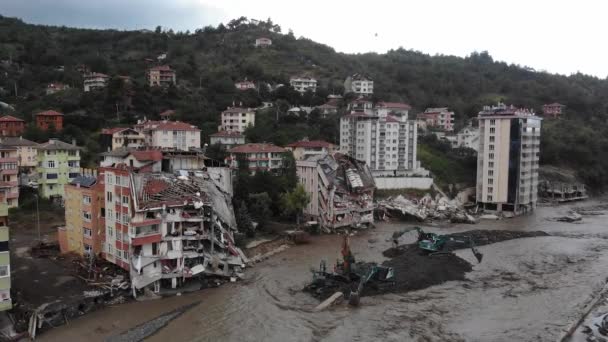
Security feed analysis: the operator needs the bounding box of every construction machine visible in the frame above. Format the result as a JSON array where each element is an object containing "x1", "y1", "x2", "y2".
[{"x1": 414, "y1": 227, "x2": 483, "y2": 263}]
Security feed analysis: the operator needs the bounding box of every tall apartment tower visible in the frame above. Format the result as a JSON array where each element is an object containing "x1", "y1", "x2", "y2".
[
  {"x1": 340, "y1": 108, "x2": 418, "y2": 176},
  {"x1": 476, "y1": 103, "x2": 541, "y2": 214}
]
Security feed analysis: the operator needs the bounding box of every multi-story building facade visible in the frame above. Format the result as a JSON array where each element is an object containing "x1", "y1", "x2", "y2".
[
  {"x1": 542, "y1": 102, "x2": 565, "y2": 119},
  {"x1": 315, "y1": 103, "x2": 338, "y2": 118},
  {"x1": 476, "y1": 103, "x2": 541, "y2": 214},
  {"x1": 0, "y1": 226, "x2": 11, "y2": 311},
  {"x1": 134, "y1": 120, "x2": 201, "y2": 150},
  {"x1": 297, "y1": 153, "x2": 375, "y2": 231},
  {"x1": 289, "y1": 76, "x2": 317, "y2": 93},
  {"x1": 35, "y1": 110, "x2": 64, "y2": 131},
  {"x1": 417, "y1": 107, "x2": 455, "y2": 131},
  {"x1": 209, "y1": 131, "x2": 245, "y2": 149},
  {"x1": 285, "y1": 140, "x2": 336, "y2": 160},
  {"x1": 255, "y1": 37, "x2": 272, "y2": 47},
  {"x1": 36, "y1": 139, "x2": 81, "y2": 199},
  {"x1": 347, "y1": 97, "x2": 374, "y2": 115},
  {"x1": 0, "y1": 115, "x2": 25, "y2": 137},
  {"x1": 147, "y1": 65, "x2": 176, "y2": 87},
  {"x1": 340, "y1": 111, "x2": 418, "y2": 176},
  {"x1": 0, "y1": 145, "x2": 18, "y2": 208},
  {"x1": 456, "y1": 125, "x2": 480, "y2": 152},
  {"x1": 219, "y1": 107, "x2": 255, "y2": 134},
  {"x1": 100, "y1": 127, "x2": 146, "y2": 151},
  {"x1": 375, "y1": 102, "x2": 411, "y2": 117},
  {"x1": 226, "y1": 143, "x2": 287, "y2": 174},
  {"x1": 62, "y1": 175, "x2": 105, "y2": 256},
  {"x1": 344, "y1": 74, "x2": 374, "y2": 96},
  {"x1": 1, "y1": 137, "x2": 39, "y2": 183},
  {"x1": 83, "y1": 72, "x2": 110, "y2": 92}
]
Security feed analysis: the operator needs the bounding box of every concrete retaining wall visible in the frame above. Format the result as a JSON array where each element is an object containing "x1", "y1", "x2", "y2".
[{"x1": 374, "y1": 177, "x2": 434, "y2": 190}]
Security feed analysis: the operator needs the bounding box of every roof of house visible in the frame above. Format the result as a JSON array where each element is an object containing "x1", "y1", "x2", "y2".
[
  {"x1": 130, "y1": 150, "x2": 163, "y2": 162},
  {"x1": 160, "y1": 109, "x2": 175, "y2": 117},
  {"x1": 210, "y1": 131, "x2": 244, "y2": 138},
  {"x1": 36, "y1": 110, "x2": 64, "y2": 117},
  {"x1": 349, "y1": 73, "x2": 373, "y2": 81},
  {"x1": 0, "y1": 115, "x2": 24, "y2": 122},
  {"x1": 138, "y1": 120, "x2": 200, "y2": 131},
  {"x1": 85, "y1": 72, "x2": 109, "y2": 78},
  {"x1": 69, "y1": 175, "x2": 97, "y2": 188},
  {"x1": 377, "y1": 102, "x2": 412, "y2": 110},
  {"x1": 0, "y1": 145, "x2": 17, "y2": 151},
  {"x1": 149, "y1": 65, "x2": 173, "y2": 71},
  {"x1": 424, "y1": 107, "x2": 450, "y2": 113},
  {"x1": 100, "y1": 147, "x2": 131, "y2": 157},
  {"x1": 101, "y1": 127, "x2": 129, "y2": 135},
  {"x1": 316, "y1": 103, "x2": 338, "y2": 109},
  {"x1": 385, "y1": 115, "x2": 400, "y2": 123},
  {"x1": 222, "y1": 107, "x2": 254, "y2": 114},
  {"x1": 228, "y1": 143, "x2": 286, "y2": 154},
  {"x1": 0, "y1": 137, "x2": 38, "y2": 147},
  {"x1": 544, "y1": 102, "x2": 565, "y2": 107},
  {"x1": 286, "y1": 140, "x2": 333, "y2": 148},
  {"x1": 290, "y1": 76, "x2": 317, "y2": 81},
  {"x1": 37, "y1": 139, "x2": 81, "y2": 151},
  {"x1": 256, "y1": 37, "x2": 271, "y2": 41}
]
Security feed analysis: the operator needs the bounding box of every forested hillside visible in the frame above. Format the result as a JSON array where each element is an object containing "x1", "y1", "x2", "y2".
[{"x1": 1, "y1": 15, "x2": 608, "y2": 188}]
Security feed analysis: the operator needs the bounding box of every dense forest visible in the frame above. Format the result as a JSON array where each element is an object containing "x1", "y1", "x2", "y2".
[{"x1": 1, "y1": 15, "x2": 608, "y2": 189}]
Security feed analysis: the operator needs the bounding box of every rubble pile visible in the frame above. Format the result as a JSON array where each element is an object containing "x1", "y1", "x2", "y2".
[
  {"x1": 305, "y1": 230, "x2": 550, "y2": 301},
  {"x1": 376, "y1": 194, "x2": 477, "y2": 224}
]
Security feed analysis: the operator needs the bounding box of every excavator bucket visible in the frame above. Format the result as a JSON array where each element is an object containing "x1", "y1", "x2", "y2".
[{"x1": 473, "y1": 251, "x2": 483, "y2": 263}]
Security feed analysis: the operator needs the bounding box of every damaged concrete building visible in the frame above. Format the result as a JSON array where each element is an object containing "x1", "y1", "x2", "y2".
[
  {"x1": 98, "y1": 165, "x2": 246, "y2": 296},
  {"x1": 297, "y1": 153, "x2": 375, "y2": 231}
]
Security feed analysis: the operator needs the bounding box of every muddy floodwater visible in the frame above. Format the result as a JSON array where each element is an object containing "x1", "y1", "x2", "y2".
[{"x1": 39, "y1": 200, "x2": 608, "y2": 342}]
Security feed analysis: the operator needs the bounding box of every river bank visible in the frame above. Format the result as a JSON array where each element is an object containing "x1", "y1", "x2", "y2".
[{"x1": 37, "y1": 199, "x2": 608, "y2": 342}]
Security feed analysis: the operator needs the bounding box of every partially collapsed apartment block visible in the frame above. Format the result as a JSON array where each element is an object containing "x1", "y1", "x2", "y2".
[{"x1": 297, "y1": 153, "x2": 375, "y2": 231}]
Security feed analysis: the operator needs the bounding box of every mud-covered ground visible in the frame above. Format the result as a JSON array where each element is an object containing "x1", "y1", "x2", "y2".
[{"x1": 37, "y1": 199, "x2": 608, "y2": 342}]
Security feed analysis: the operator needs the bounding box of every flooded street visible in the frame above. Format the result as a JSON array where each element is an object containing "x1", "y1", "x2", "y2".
[{"x1": 39, "y1": 200, "x2": 608, "y2": 342}]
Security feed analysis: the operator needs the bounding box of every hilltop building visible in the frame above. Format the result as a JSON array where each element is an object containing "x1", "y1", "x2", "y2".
[
  {"x1": 100, "y1": 127, "x2": 146, "y2": 152},
  {"x1": 147, "y1": 65, "x2": 176, "y2": 87},
  {"x1": 476, "y1": 103, "x2": 541, "y2": 214},
  {"x1": 46, "y1": 83, "x2": 70, "y2": 95},
  {"x1": 0, "y1": 145, "x2": 19, "y2": 208},
  {"x1": 417, "y1": 107, "x2": 455, "y2": 131},
  {"x1": 0, "y1": 115, "x2": 25, "y2": 137},
  {"x1": 134, "y1": 120, "x2": 201, "y2": 150},
  {"x1": 455, "y1": 125, "x2": 480, "y2": 152},
  {"x1": 35, "y1": 110, "x2": 64, "y2": 131},
  {"x1": 159, "y1": 110, "x2": 175, "y2": 121},
  {"x1": 290, "y1": 76, "x2": 317, "y2": 93},
  {"x1": 344, "y1": 74, "x2": 374, "y2": 96},
  {"x1": 209, "y1": 131, "x2": 245, "y2": 149},
  {"x1": 83, "y1": 72, "x2": 110, "y2": 92},
  {"x1": 255, "y1": 37, "x2": 272, "y2": 47},
  {"x1": 235, "y1": 79, "x2": 256, "y2": 90},
  {"x1": 226, "y1": 143, "x2": 287, "y2": 175},
  {"x1": 285, "y1": 140, "x2": 336, "y2": 160},
  {"x1": 0, "y1": 137, "x2": 39, "y2": 176},
  {"x1": 219, "y1": 107, "x2": 255, "y2": 134},
  {"x1": 36, "y1": 139, "x2": 81, "y2": 199},
  {"x1": 297, "y1": 153, "x2": 375, "y2": 231},
  {"x1": 347, "y1": 97, "x2": 374, "y2": 115},
  {"x1": 542, "y1": 103, "x2": 565, "y2": 119}
]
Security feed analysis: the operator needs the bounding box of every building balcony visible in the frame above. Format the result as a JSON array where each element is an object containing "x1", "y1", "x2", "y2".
[{"x1": 131, "y1": 233, "x2": 162, "y2": 246}]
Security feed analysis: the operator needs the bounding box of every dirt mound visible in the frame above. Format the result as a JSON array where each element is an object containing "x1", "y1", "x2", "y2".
[{"x1": 305, "y1": 230, "x2": 549, "y2": 301}]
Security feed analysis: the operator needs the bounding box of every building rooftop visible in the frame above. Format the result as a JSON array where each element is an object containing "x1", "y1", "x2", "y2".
[
  {"x1": 149, "y1": 65, "x2": 173, "y2": 71},
  {"x1": 304, "y1": 153, "x2": 375, "y2": 193},
  {"x1": 37, "y1": 139, "x2": 81, "y2": 151},
  {"x1": 286, "y1": 140, "x2": 333, "y2": 148},
  {"x1": 159, "y1": 109, "x2": 175, "y2": 117},
  {"x1": 377, "y1": 102, "x2": 412, "y2": 110},
  {"x1": 424, "y1": 107, "x2": 450, "y2": 113},
  {"x1": 544, "y1": 102, "x2": 565, "y2": 107},
  {"x1": 101, "y1": 127, "x2": 130, "y2": 135},
  {"x1": 228, "y1": 143, "x2": 286, "y2": 154},
  {"x1": 222, "y1": 107, "x2": 254, "y2": 114},
  {"x1": 210, "y1": 131, "x2": 244, "y2": 138},
  {"x1": 316, "y1": 103, "x2": 338, "y2": 109},
  {"x1": 349, "y1": 73, "x2": 373, "y2": 81},
  {"x1": 130, "y1": 150, "x2": 163, "y2": 162},
  {"x1": 0, "y1": 145, "x2": 17, "y2": 151},
  {"x1": 478, "y1": 103, "x2": 536, "y2": 117},
  {"x1": 84, "y1": 72, "x2": 109, "y2": 78},
  {"x1": 0, "y1": 115, "x2": 24, "y2": 122},
  {"x1": 36, "y1": 110, "x2": 64, "y2": 117},
  {"x1": 69, "y1": 175, "x2": 97, "y2": 188},
  {"x1": 0, "y1": 137, "x2": 38, "y2": 147},
  {"x1": 137, "y1": 120, "x2": 200, "y2": 132}
]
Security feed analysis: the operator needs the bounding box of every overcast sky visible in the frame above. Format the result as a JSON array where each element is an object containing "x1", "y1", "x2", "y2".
[{"x1": 3, "y1": 0, "x2": 606, "y2": 78}]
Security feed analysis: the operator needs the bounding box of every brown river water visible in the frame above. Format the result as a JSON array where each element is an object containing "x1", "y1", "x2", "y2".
[{"x1": 39, "y1": 200, "x2": 608, "y2": 342}]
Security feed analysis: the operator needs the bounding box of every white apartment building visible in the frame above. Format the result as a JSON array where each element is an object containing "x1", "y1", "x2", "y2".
[
  {"x1": 289, "y1": 76, "x2": 317, "y2": 93},
  {"x1": 476, "y1": 103, "x2": 541, "y2": 214},
  {"x1": 418, "y1": 107, "x2": 455, "y2": 131},
  {"x1": 135, "y1": 120, "x2": 201, "y2": 151},
  {"x1": 344, "y1": 74, "x2": 374, "y2": 96},
  {"x1": 340, "y1": 111, "x2": 418, "y2": 176},
  {"x1": 456, "y1": 125, "x2": 480, "y2": 152},
  {"x1": 255, "y1": 37, "x2": 272, "y2": 47},
  {"x1": 219, "y1": 107, "x2": 255, "y2": 134},
  {"x1": 209, "y1": 131, "x2": 245, "y2": 149},
  {"x1": 83, "y1": 72, "x2": 110, "y2": 92}
]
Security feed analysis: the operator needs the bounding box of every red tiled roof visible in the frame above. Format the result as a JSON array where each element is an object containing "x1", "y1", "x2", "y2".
[
  {"x1": 228, "y1": 143, "x2": 286, "y2": 154},
  {"x1": 385, "y1": 115, "x2": 400, "y2": 123},
  {"x1": 143, "y1": 179, "x2": 170, "y2": 195},
  {"x1": 286, "y1": 140, "x2": 333, "y2": 148},
  {"x1": 377, "y1": 102, "x2": 412, "y2": 110},
  {"x1": 139, "y1": 120, "x2": 200, "y2": 131},
  {"x1": 0, "y1": 115, "x2": 24, "y2": 122},
  {"x1": 342, "y1": 112, "x2": 371, "y2": 119},
  {"x1": 36, "y1": 110, "x2": 64, "y2": 117},
  {"x1": 222, "y1": 107, "x2": 254, "y2": 114},
  {"x1": 210, "y1": 131, "x2": 244, "y2": 137},
  {"x1": 149, "y1": 65, "x2": 173, "y2": 71},
  {"x1": 130, "y1": 150, "x2": 163, "y2": 162},
  {"x1": 160, "y1": 109, "x2": 175, "y2": 117},
  {"x1": 101, "y1": 127, "x2": 128, "y2": 134}
]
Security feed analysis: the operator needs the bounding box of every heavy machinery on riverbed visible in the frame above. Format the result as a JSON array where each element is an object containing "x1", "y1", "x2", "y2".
[{"x1": 392, "y1": 227, "x2": 483, "y2": 263}]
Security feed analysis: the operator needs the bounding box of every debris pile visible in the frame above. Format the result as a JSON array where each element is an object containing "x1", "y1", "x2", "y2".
[
  {"x1": 376, "y1": 194, "x2": 476, "y2": 223},
  {"x1": 304, "y1": 230, "x2": 549, "y2": 301}
]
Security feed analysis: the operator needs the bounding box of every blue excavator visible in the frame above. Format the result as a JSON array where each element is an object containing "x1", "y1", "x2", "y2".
[{"x1": 408, "y1": 227, "x2": 483, "y2": 263}]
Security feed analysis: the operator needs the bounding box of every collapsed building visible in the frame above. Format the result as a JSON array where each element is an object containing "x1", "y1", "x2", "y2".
[
  {"x1": 125, "y1": 171, "x2": 246, "y2": 296},
  {"x1": 297, "y1": 153, "x2": 375, "y2": 231}
]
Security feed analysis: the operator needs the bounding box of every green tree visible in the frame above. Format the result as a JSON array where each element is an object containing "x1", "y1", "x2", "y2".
[
  {"x1": 248, "y1": 192, "x2": 272, "y2": 229},
  {"x1": 280, "y1": 184, "x2": 310, "y2": 226}
]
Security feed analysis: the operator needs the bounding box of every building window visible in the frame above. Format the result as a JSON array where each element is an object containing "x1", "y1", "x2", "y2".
[
  {"x1": 490, "y1": 119, "x2": 495, "y2": 125},
  {"x1": 107, "y1": 209, "x2": 114, "y2": 221},
  {"x1": 489, "y1": 136, "x2": 495, "y2": 143},
  {"x1": 488, "y1": 178, "x2": 494, "y2": 185},
  {"x1": 122, "y1": 214, "x2": 129, "y2": 224},
  {"x1": 46, "y1": 173, "x2": 58, "y2": 179},
  {"x1": 106, "y1": 192, "x2": 113, "y2": 202},
  {"x1": 83, "y1": 195, "x2": 91, "y2": 204},
  {"x1": 68, "y1": 172, "x2": 79, "y2": 179},
  {"x1": 487, "y1": 195, "x2": 493, "y2": 201},
  {"x1": 83, "y1": 211, "x2": 92, "y2": 222},
  {"x1": 84, "y1": 244, "x2": 92, "y2": 254},
  {"x1": 489, "y1": 145, "x2": 494, "y2": 151},
  {"x1": 0, "y1": 265, "x2": 8, "y2": 277},
  {"x1": 489, "y1": 153, "x2": 494, "y2": 159},
  {"x1": 489, "y1": 162, "x2": 494, "y2": 168},
  {"x1": 489, "y1": 127, "x2": 495, "y2": 134},
  {"x1": 122, "y1": 196, "x2": 129, "y2": 206},
  {"x1": 83, "y1": 228, "x2": 92, "y2": 237},
  {"x1": 116, "y1": 230, "x2": 122, "y2": 241},
  {"x1": 488, "y1": 170, "x2": 494, "y2": 177},
  {"x1": 68, "y1": 150, "x2": 78, "y2": 156},
  {"x1": 488, "y1": 187, "x2": 493, "y2": 193},
  {"x1": 47, "y1": 160, "x2": 56, "y2": 168},
  {"x1": 108, "y1": 226, "x2": 113, "y2": 237},
  {"x1": 68, "y1": 160, "x2": 79, "y2": 167}
]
